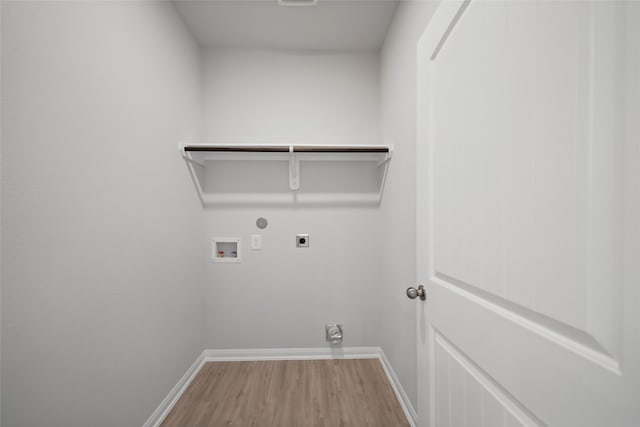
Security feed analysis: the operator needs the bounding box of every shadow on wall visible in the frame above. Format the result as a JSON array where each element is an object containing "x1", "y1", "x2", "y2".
[{"x1": 183, "y1": 152, "x2": 391, "y2": 208}]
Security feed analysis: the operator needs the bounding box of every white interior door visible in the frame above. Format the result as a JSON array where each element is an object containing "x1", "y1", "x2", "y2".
[{"x1": 415, "y1": 1, "x2": 640, "y2": 426}]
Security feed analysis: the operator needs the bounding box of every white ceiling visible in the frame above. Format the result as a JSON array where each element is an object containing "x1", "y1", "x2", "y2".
[{"x1": 172, "y1": 0, "x2": 399, "y2": 51}]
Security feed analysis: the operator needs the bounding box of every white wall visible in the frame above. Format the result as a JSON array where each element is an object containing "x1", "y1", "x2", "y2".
[
  {"x1": 1, "y1": 2, "x2": 204, "y2": 426},
  {"x1": 1, "y1": 2, "x2": 440, "y2": 423},
  {"x1": 203, "y1": 208, "x2": 382, "y2": 348},
  {"x1": 202, "y1": 48, "x2": 379, "y2": 146},
  {"x1": 200, "y1": 48, "x2": 384, "y2": 349},
  {"x1": 379, "y1": 0, "x2": 439, "y2": 409}
]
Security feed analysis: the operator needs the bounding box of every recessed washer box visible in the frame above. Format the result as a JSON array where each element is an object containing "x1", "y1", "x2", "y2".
[{"x1": 212, "y1": 237, "x2": 241, "y2": 263}]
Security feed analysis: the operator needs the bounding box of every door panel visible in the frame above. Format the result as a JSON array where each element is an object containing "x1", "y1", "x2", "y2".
[
  {"x1": 416, "y1": 1, "x2": 639, "y2": 426},
  {"x1": 434, "y1": 331, "x2": 539, "y2": 427},
  {"x1": 433, "y1": 0, "x2": 599, "y2": 344}
]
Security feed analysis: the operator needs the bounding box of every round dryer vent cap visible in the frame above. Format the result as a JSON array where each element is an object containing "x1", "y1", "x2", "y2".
[{"x1": 256, "y1": 217, "x2": 268, "y2": 229}]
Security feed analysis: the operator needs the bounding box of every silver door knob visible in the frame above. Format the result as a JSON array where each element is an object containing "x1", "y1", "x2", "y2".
[{"x1": 406, "y1": 285, "x2": 426, "y2": 301}]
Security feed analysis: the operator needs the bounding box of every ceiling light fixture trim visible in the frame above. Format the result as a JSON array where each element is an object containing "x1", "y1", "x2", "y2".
[{"x1": 277, "y1": 0, "x2": 319, "y2": 7}]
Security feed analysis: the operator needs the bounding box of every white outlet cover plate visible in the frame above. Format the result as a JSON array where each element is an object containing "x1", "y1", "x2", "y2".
[{"x1": 251, "y1": 234, "x2": 261, "y2": 250}]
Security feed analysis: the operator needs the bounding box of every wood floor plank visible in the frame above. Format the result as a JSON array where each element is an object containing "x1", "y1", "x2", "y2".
[{"x1": 160, "y1": 359, "x2": 410, "y2": 427}]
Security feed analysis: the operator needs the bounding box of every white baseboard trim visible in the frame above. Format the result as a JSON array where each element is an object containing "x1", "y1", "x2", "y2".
[
  {"x1": 203, "y1": 346, "x2": 380, "y2": 361},
  {"x1": 143, "y1": 351, "x2": 206, "y2": 427},
  {"x1": 144, "y1": 346, "x2": 416, "y2": 427},
  {"x1": 378, "y1": 348, "x2": 418, "y2": 427}
]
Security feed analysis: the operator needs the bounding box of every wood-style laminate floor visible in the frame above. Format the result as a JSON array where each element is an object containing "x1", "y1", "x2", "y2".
[{"x1": 160, "y1": 358, "x2": 410, "y2": 427}]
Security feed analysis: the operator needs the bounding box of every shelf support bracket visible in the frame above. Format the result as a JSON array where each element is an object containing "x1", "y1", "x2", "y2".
[
  {"x1": 179, "y1": 143, "x2": 205, "y2": 167},
  {"x1": 288, "y1": 145, "x2": 300, "y2": 191},
  {"x1": 377, "y1": 147, "x2": 393, "y2": 167}
]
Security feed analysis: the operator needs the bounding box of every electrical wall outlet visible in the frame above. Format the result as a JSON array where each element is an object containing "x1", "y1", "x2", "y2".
[
  {"x1": 296, "y1": 234, "x2": 309, "y2": 247},
  {"x1": 251, "y1": 234, "x2": 261, "y2": 250}
]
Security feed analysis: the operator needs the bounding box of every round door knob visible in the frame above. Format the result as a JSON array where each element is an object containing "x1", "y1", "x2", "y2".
[{"x1": 406, "y1": 285, "x2": 426, "y2": 301}]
